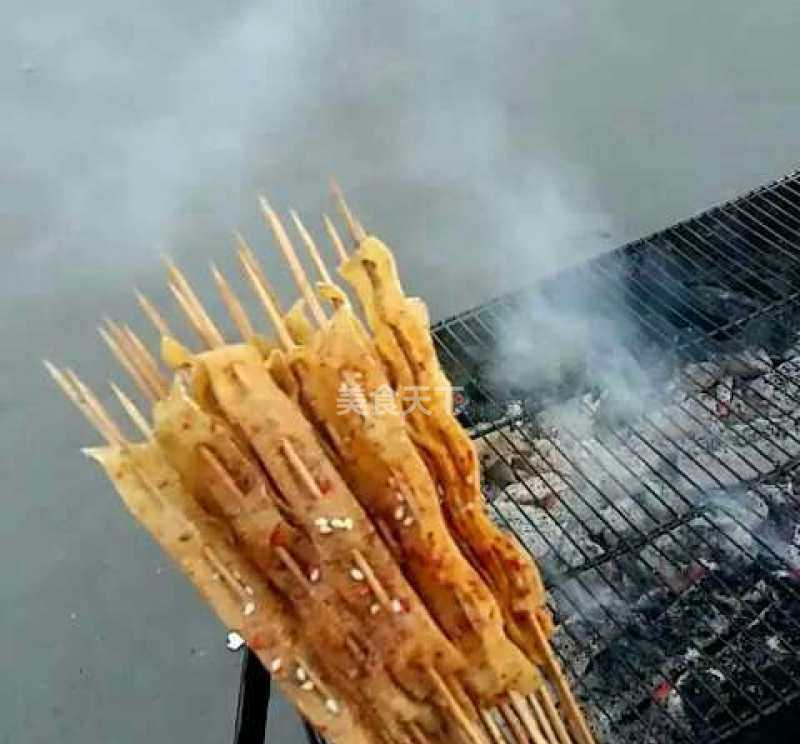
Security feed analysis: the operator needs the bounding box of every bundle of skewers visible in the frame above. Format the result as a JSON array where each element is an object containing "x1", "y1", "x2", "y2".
[{"x1": 47, "y1": 186, "x2": 597, "y2": 744}]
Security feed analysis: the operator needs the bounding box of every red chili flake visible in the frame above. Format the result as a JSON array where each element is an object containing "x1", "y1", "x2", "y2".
[
  {"x1": 686, "y1": 562, "x2": 709, "y2": 585},
  {"x1": 181, "y1": 421, "x2": 191, "y2": 430},
  {"x1": 540, "y1": 495, "x2": 558, "y2": 510},
  {"x1": 156, "y1": 480, "x2": 168, "y2": 489},
  {"x1": 318, "y1": 478, "x2": 332, "y2": 495},
  {"x1": 249, "y1": 632, "x2": 267, "y2": 649},
  {"x1": 652, "y1": 681, "x2": 673, "y2": 703},
  {"x1": 356, "y1": 585, "x2": 372, "y2": 597},
  {"x1": 716, "y1": 401, "x2": 730, "y2": 419},
  {"x1": 269, "y1": 527, "x2": 288, "y2": 547}
]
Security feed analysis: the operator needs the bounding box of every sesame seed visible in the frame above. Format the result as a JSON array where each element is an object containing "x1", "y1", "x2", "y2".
[
  {"x1": 300, "y1": 680, "x2": 315, "y2": 692},
  {"x1": 403, "y1": 516, "x2": 414, "y2": 527},
  {"x1": 270, "y1": 658, "x2": 282, "y2": 673},
  {"x1": 314, "y1": 517, "x2": 328, "y2": 526},
  {"x1": 318, "y1": 524, "x2": 333, "y2": 535},
  {"x1": 325, "y1": 698, "x2": 341, "y2": 715},
  {"x1": 350, "y1": 568, "x2": 365, "y2": 582},
  {"x1": 309, "y1": 567, "x2": 321, "y2": 583},
  {"x1": 391, "y1": 598, "x2": 404, "y2": 614},
  {"x1": 211, "y1": 572, "x2": 221, "y2": 581},
  {"x1": 243, "y1": 602, "x2": 256, "y2": 616},
  {"x1": 369, "y1": 603, "x2": 381, "y2": 616},
  {"x1": 342, "y1": 517, "x2": 354, "y2": 530},
  {"x1": 296, "y1": 667, "x2": 308, "y2": 682},
  {"x1": 394, "y1": 506, "x2": 405, "y2": 521},
  {"x1": 226, "y1": 631, "x2": 245, "y2": 651},
  {"x1": 330, "y1": 518, "x2": 344, "y2": 529},
  {"x1": 244, "y1": 586, "x2": 255, "y2": 596}
]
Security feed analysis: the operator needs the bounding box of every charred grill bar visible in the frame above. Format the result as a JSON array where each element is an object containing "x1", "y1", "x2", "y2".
[{"x1": 241, "y1": 170, "x2": 800, "y2": 744}]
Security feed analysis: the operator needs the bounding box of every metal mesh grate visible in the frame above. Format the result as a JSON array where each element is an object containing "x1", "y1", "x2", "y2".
[
  {"x1": 242, "y1": 170, "x2": 800, "y2": 744},
  {"x1": 432, "y1": 171, "x2": 800, "y2": 743}
]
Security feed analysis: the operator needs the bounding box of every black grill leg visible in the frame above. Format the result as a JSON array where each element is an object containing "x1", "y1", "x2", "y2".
[
  {"x1": 233, "y1": 648, "x2": 270, "y2": 744},
  {"x1": 303, "y1": 720, "x2": 324, "y2": 743}
]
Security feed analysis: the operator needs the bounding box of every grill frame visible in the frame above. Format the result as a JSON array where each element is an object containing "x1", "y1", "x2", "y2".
[{"x1": 235, "y1": 168, "x2": 800, "y2": 744}]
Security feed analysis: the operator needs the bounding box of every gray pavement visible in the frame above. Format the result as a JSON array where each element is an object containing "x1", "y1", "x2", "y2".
[{"x1": 2, "y1": 2, "x2": 800, "y2": 743}]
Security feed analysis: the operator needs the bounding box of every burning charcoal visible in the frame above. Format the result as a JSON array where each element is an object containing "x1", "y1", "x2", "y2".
[
  {"x1": 684, "y1": 361, "x2": 724, "y2": 391},
  {"x1": 777, "y1": 354, "x2": 800, "y2": 371},
  {"x1": 505, "y1": 473, "x2": 568, "y2": 506},
  {"x1": 722, "y1": 348, "x2": 773, "y2": 379},
  {"x1": 690, "y1": 488, "x2": 769, "y2": 559},
  {"x1": 483, "y1": 458, "x2": 519, "y2": 491},
  {"x1": 715, "y1": 375, "x2": 734, "y2": 418}
]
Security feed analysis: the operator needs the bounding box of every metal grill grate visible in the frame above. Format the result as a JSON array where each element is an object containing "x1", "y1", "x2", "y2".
[
  {"x1": 239, "y1": 170, "x2": 800, "y2": 744},
  {"x1": 432, "y1": 171, "x2": 800, "y2": 743}
]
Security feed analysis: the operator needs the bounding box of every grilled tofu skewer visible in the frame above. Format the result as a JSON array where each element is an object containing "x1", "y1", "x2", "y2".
[{"x1": 46, "y1": 186, "x2": 595, "y2": 744}]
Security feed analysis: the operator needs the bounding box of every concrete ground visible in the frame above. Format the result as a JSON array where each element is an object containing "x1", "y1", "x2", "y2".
[{"x1": 2, "y1": 2, "x2": 799, "y2": 743}]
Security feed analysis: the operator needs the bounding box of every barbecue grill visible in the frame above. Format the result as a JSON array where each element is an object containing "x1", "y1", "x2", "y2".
[{"x1": 234, "y1": 169, "x2": 800, "y2": 744}]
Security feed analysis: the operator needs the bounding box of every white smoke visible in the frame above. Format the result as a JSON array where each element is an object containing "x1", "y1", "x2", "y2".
[{"x1": 487, "y1": 257, "x2": 661, "y2": 437}]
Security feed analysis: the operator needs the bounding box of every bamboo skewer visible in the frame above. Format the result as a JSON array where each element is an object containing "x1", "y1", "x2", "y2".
[
  {"x1": 375, "y1": 518, "x2": 402, "y2": 556},
  {"x1": 169, "y1": 280, "x2": 226, "y2": 350},
  {"x1": 198, "y1": 446, "x2": 247, "y2": 504},
  {"x1": 452, "y1": 677, "x2": 511, "y2": 744},
  {"x1": 531, "y1": 620, "x2": 594, "y2": 744},
  {"x1": 65, "y1": 369, "x2": 128, "y2": 446},
  {"x1": 487, "y1": 711, "x2": 514, "y2": 744},
  {"x1": 136, "y1": 290, "x2": 173, "y2": 338},
  {"x1": 120, "y1": 324, "x2": 167, "y2": 397},
  {"x1": 99, "y1": 325, "x2": 156, "y2": 402},
  {"x1": 164, "y1": 261, "x2": 225, "y2": 348},
  {"x1": 234, "y1": 232, "x2": 285, "y2": 314},
  {"x1": 351, "y1": 550, "x2": 392, "y2": 609},
  {"x1": 324, "y1": 214, "x2": 350, "y2": 263},
  {"x1": 498, "y1": 702, "x2": 530, "y2": 744},
  {"x1": 427, "y1": 667, "x2": 487, "y2": 744},
  {"x1": 211, "y1": 264, "x2": 256, "y2": 342},
  {"x1": 406, "y1": 722, "x2": 431, "y2": 744},
  {"x1": 480, "y1": 709, "x2": 508, "y2": 744},
  {"x1": 531, "y1": 690, "x2": 570, "y2": 744},
  {"x1": 509, "y1": 691, "x2": 550, "y2": 744},
  {"x1": 168, "y1": 282, "x2": 212, "y2": 348},
  {"x1": 201, "y1": 545, "x2": 250, "y2": 600},
  {"x1": 280, "y1": 440, "x2": 325, "y2": 500},
  {"x1": 330, "y1": 180, "x2": 366, "y2": 244},
  {"x1": 110, "y1": 383, "x2": 153, "y2": 439},
  {"x1": 345, "y1": 637, "x2": 368, "y2": 669},
  {"x1": 259, "y1": 198, "x2": 327, "y2": 326},
  {"x1": 292, "y1": 211, "x2": 335, "y2": 285},
  {"x1": 238, "y1": 247, "x2": 295, "y2": 350},
  {"x1": 45, "y1": 362, "x2": 124, "y2": 446},
  {"x1": 275, "y1": 546, "x2": 316, "y2": 594},
  {"x1": 100, "y1": 319, "x2": 163, "y2": 399}
]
